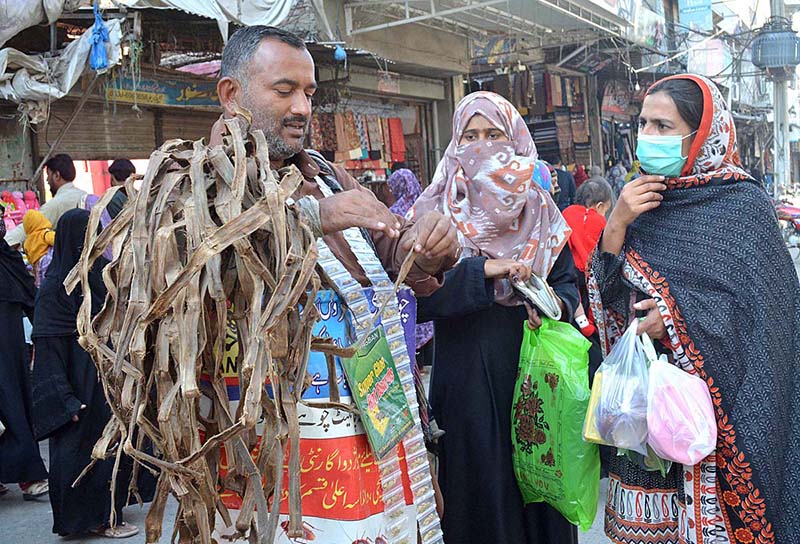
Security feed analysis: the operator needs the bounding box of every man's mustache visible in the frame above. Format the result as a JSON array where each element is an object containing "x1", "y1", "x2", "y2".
[{"x1": 283, "y1": 116, "x2": 309, "y2": 127}]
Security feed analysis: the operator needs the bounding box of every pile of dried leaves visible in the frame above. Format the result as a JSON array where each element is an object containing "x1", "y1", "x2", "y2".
[{"x1": 65, "y1": 115, "x2": 336, "y2": 543}]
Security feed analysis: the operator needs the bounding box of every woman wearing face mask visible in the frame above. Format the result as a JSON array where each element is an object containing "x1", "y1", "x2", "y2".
[
  {"x1": 589, "y1": 74, "x2": 800, "y2": 544},
  {"x1": 411, "y1": 92, "x2": 580, "y2": 544}
]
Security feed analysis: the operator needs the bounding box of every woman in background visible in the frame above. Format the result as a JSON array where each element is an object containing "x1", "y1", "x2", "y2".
[{"x1": 0, "y1": 229, "x2": 48, "y2": 499}]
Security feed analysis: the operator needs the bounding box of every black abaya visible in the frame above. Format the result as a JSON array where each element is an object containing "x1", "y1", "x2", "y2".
[
  {"x1": 0, "y1": 239, "x2": 47, "y2": 485},
  {"x1": 31, "y1": 209, "x2": 155, "y2": 536},
  {"x1": 418, "y1": 250, "x2": 581, "y2": 544}
]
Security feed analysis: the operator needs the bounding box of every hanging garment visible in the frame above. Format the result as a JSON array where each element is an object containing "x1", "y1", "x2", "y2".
[{"x1": 388, "y1": 118, "x2": 407, "y2": 163}]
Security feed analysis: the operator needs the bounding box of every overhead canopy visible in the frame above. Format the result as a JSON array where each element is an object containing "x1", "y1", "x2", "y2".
[
  {"x1": 344, "y1": 0, "x2": 630, "y2": 47},
  {"x1": 0, "y1": 18, "x2": 122, "y2": 124},
  {"x1": 113, "y1": 0, "x2": 297, "y2": 41},
  {"x1": 0, "y1": 0, "x2": 82, "y2": 48}
]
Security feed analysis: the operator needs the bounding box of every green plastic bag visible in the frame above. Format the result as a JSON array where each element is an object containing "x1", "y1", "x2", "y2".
[{"x1": 511, "y1": 317, "x2": 599, "y2": 531}]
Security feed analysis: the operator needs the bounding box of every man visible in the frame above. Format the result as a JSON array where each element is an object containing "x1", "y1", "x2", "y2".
[
  {"x1": 105, "y1": 159, "x2": 135, "y2": 219},
  {"x1": 548, "y1": 155, "x2": 576, "y2": 211},
  {"x1": 210, "y1": 26, "x2": 456, "y2": 540},
  {"x1": 214, "y1": 26, "x2": 458, "y2": 293},
  {"x1": 5, "y1": 154, "x2": 86, "y2": 247}
]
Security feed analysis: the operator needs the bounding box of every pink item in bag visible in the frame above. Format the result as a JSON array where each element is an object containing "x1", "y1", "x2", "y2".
[{"x1": 646, "y1": 355, "x2": 717, "y2": 466}]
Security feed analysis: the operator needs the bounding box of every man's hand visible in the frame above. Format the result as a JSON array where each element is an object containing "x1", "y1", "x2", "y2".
[
  {"x1": 400, "y1": 211, "x2": 459, "y2": 274},
  {"x1": 318, "y1": 187, "x2": 401, "y2": 238},
  {"x1": 484, "y1": 259, "x2": 531, "y2": 281},
  {"x1": 635, "y1": 298, "x2": 667, "y2": 340}
]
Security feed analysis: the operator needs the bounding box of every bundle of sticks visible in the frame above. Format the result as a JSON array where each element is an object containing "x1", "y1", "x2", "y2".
[{"x1": 65, "y1": 114, "x2": 337, "y2": 543}]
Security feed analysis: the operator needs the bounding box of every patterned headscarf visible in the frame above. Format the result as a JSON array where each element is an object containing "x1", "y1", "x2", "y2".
[
  {"x1": 411, "y1": 91, "x2": 570, "y2": 305},
  {"x1": 388, "y1": 168, "x2": 422, "y2": 216},
  {"x1": 654, "y1": 74, "x2": 751, "y2": 187}
]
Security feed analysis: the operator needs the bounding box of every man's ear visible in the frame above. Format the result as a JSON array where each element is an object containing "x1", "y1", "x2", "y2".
[{"x1": 217, "y1": 77, "x2": 241, "y2": 117}]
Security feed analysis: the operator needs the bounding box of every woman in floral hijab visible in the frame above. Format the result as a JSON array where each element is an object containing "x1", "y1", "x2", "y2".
[{"x1": 414, "y1": 92, "x2": 580, "y2": 544}]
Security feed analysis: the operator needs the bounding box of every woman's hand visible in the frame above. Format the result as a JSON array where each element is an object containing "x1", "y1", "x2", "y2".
[
  {"x1": 609, "y1": 175, "x2": 667, "y2": 228},
  {"x1": 71, "y1": 404, "x2": 87, "y2": 422},
  {"x1": 524, "y1": 303, "x2": 542, "y2": 330},
  {"x1": 484, "y1": 259, "x2": 531, "y2": 281},
  {"x1": 635, "y1": 299, "x2": 667, "y2": 340},
  {"x1": 602, "y1": 175, "x2": 667, "y2": 255}
]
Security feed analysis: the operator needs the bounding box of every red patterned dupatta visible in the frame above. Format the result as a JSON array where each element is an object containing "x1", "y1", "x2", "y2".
[{"x1": 587, "y1": 74, "x2": 800, "y2": 544}]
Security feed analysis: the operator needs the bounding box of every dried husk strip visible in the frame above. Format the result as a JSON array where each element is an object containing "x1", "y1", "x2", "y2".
[
  {"x1": 67, "y1": 113, "x2": 418, "y2": 543},
  {"x1": 65, "y1": 113, "x2": 328, "y2": 543}
]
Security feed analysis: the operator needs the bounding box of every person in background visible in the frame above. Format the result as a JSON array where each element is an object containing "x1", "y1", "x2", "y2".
[
  {"x1": 573, "y1": 164, "x2": 589, "y2": 189},
  {"x1": 413, "y1": 91, "x2": 579, "y2": 544},
  {"x1": 22, "y1": 210, "x2": 56, "y2": 287},
  {"x1": 5, "y1": 154, "x2": 86, "y2": 248},
  {"x1": 105, "y1": 159, "x2": 135, "y2": 220},
  {"x1": 548, "y1": 155, "x2": 576, "y2": 210},
  {"x1": 624, "y1": 159, "x2": 640, "y2": 183},
  {"x1": 588, "y1": 164, "x2": 604, "y2": 178},
  {"x1": 607, "y1": 159, "x2": 628, "y2": 196},
  {"x1": 386, "y1": 162, "x2": 434, "y2": 361},
  {"x1": 561, "y1": 178, "x2": 613, "y2": 363},
  {"x1": 0, "y1": 232, "x2": 49, "y2": 500},
  {"x1": 590, "y1": 74, "x2": 799, "y2": 544},
  {"x1": 23, "y1": 190, "x2": 41, "y2": 211},
  {"x1": 31, "y1": 209, "x2": 154, "y2": 538}
]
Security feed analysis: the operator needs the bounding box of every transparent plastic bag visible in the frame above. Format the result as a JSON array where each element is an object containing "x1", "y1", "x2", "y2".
[
  {"x1": 594, "y1": 322, "x2": 649, "y2": 455},
  {"x1": 646, "y1": 354, "x2": 717, "y2": 466}
]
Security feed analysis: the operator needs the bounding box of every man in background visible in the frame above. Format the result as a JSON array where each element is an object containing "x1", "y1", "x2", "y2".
[
  {"x1": 5, "y1": 154, "x2": 86, "y2": 248},
  {"x1": 105, "y1": 159, "x2": 135, "y2": 219},
  {"x1": 548, "y1": 155, "x2": 576, "y2": 210}
]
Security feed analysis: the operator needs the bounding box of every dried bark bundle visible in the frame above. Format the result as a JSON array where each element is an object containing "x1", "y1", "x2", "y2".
[{"x1": 65, "y1": 116, "x2": 324, "y2": 543}]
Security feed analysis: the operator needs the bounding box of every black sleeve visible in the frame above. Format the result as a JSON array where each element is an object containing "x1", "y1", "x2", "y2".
[
  {"x1": 547, "y1": 245, "x2": 580, "y2": 323},
  {"x1": 417, "y1": 256, "x2": 495, "y2": 321}
]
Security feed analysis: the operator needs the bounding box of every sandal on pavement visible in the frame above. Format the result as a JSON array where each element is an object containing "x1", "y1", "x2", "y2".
[
  {"x1": 20, "y1": 480, "x2": 48, "y2": 500},
  {"x1": 90, "y1": 523, "x2": 140, "y2": 539}
]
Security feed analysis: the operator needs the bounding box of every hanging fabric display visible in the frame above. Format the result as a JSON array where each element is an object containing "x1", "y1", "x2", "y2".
[{"x1": 388, "y1": 118, "x2": 406, "y2": 163}]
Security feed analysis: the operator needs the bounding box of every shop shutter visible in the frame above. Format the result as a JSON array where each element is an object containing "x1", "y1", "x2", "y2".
[
  {"x1": 161, "y1": 110, "x2": 220, "y2": 144},
  {"x1": 36, "y1": 100, "x2": 156, "y2": 160}
]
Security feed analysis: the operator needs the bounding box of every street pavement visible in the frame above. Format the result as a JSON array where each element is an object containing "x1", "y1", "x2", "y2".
[{"x1": 1, "y1": 440, "x2": 612, "y2": 543}]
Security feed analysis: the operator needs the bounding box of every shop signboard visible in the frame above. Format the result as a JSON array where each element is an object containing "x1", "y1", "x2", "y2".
[
  {"x1": 679, "y1": 0, "x2": 714, "y2": 33},
  {"x1": 687, "y1": 37, "x2": 733, "y2": 79},
  {"x1": 602, "y1": 81, "x2": 638, "y2": 116},
  {"x1": 471, "y1": 36, "x2": 517, "y2": 66},
  {"x1": 586, "y1": 0, "x2": 636, "y2": 21},
  {"x1": 104, "y1": 76, "x2": 219, "y2": 107}
]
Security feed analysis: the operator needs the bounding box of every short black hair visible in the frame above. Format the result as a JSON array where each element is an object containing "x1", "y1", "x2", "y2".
[
  {"x1": 45, "y1": 153, "x2": 76, "y2": 182},
  {"x1": 648, "y1": 78, "x2": 704, "y2": 132},
  {"x1": 108, "y1": 159, "x2": 136, "y2": 183},
  {"x1": 576, "y1": 178, "x2": 613, "y2": 208},
  {"x1": 391, "y1": 162, "x2": 407, "y2": 173},
  {"x1": 220, "y1": 26, "x2": 307, "y2": 83},
  {"x1": 547, "y1": 155, "x2": 563, "y2": 165}
]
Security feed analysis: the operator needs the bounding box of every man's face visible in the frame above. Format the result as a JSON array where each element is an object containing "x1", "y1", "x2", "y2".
[
  {"x1": 46, "y1": 167, "x2": 61, "y2": 194},
  {"x1": 237, "y1": 40, "x2": 317, "y2": 161}
]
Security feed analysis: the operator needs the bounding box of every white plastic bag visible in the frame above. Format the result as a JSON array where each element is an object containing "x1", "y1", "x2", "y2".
[
  {"x1": 646, "y1": 355, "x2": 717, "y2": 466},
  {"x1": 594, "y1": 322, "x2": 649, "y2": 455}
]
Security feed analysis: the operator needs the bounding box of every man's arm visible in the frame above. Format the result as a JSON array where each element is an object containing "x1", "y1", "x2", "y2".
[{"x1": 329, "y1": 164, "x2": 457, "y2": 296}]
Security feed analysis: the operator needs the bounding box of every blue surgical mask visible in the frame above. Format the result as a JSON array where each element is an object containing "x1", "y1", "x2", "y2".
[{"x1": 636, "y1": 132, "x2": 697, "y2": 177}]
